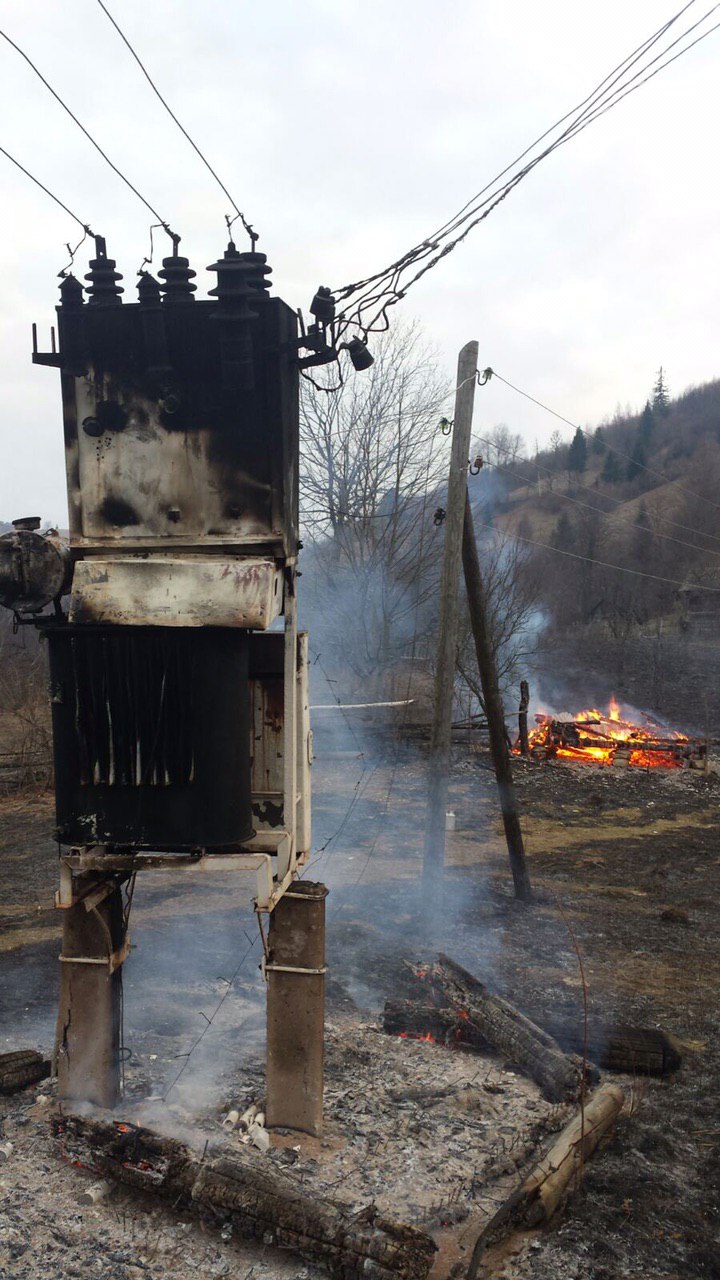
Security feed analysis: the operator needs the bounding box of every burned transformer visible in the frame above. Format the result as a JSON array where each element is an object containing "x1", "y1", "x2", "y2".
[{"x1": 1, "y1": 236, "x2": 326, "y2": 1133}]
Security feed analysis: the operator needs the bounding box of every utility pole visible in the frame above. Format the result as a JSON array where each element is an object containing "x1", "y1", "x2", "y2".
[
  {"x1": 422, "y1": 341, "x2": 478, "y2": 887},
  {"x1": 462, "y1": 494, "x2": 533, "y2": 903},
  {"x1": 518, "y1": 679, "x2": 530, "y2": 755}
]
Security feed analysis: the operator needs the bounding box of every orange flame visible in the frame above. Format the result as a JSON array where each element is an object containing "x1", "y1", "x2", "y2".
[{"x1": 515, "y1": 698, "x2": 689, "y2": 769}]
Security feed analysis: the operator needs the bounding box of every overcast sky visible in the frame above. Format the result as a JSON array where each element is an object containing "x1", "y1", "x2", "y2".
[{"x1": 0, "y1": 0, "x2": 718, "y2": 522}]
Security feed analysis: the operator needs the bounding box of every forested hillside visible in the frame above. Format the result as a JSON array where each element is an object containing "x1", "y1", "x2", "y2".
[{"x1": 482, "y1": 371, "x2": 720, "y2": 727}]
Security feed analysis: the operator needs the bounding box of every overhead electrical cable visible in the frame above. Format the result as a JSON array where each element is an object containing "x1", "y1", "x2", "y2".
[
  {"x1": 335, "y1": 1, "x2": 719, "y2": 328},
  {"x1": 486, "y1": 369, "x2": 720, "y2": 516},
  {"x1": 478, "y1": 448, "x2": 720, "y2": 561},
  {"x1": 474, "y1": 516, "x2": 720, "y2": 593},
  {"x1": 0, "y1": 27, "x2": 178, "y2": 241},
  {"x1": 330, "y1": 2, "x2": 720, "y2": 342},
  {"x1": 94, "y1": 0, "x2": 257, "y2": 246},
  {"x1": 0, "y1": 144, "x2": 94, "y2": 236}
]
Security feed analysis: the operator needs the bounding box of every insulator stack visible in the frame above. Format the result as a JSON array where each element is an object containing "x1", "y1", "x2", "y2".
[
  {"x1": 59, "y1": 274, "x2": 84, "y2": 310},
  {"x1": 207, "y1": 243, "x2": 262, "y2": 320},
  {"x1": 137, "y1": 271, "x2": 162, "y2": 305},
  {"x1": 84, "y1": 237, "x2": 123, "y2": 306},
  {"x1": 137, "y1": 272, "x2": 170, "y2": 378},
  {"x1": 242, "y1": 250, "x2": 273, "y2": 303},
  {"x1": 158, "y1": 251, "x2": 197, "y2": 304},
  {"x1": 208, "y1": 243, "x2": 269, "y2": 391}
]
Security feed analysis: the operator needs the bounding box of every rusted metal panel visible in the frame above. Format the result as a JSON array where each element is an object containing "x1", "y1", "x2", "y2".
[
  {"x1": 249, "y1": 630, "x2": 311, "y2": 851},
  {"x1": 68, "y1": 557, "x2": 283, "y2": 628}
]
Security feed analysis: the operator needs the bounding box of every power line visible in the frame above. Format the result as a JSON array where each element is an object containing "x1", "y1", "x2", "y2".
[
  {"x1": 474, "y1": 438, "x2": 720, "y2": 561},
  {"x1": 95, "y1": 0, "x2": 257, "y2": 247},
  {"x1": 0, "y1": 143, "x2": 94, "y2": 236},
  {"x1": 487, "y1": 369, "x2": 720, "y2": 516},
  {"x1": 330, "y1": 2, "x2": 720, "y2": 340},
  {"x1": 0, "y1": 27, "x2": 177, "y2": 241},
  {"x1": 335, "y1": 2, "x2": 716, "y2": 319},
  {"x1": 475, "y1": 514, "x2": 720, "y2": 593}
]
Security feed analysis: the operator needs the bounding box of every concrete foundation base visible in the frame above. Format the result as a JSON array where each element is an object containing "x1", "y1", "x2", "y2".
[
  {"x1": 55, "y1": 879, "x2": 125, "y2": 1108},
  {"x1": 265, "y1": 881, "x2": 328, "y2": 1137}
]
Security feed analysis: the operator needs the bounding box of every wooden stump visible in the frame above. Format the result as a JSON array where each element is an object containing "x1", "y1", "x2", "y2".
[{"x1": 54, "y1": 1113, "x2": 437, "y2": 1280}]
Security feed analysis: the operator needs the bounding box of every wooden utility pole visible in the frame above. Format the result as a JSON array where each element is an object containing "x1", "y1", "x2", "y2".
[
  {"x1": 462, "y1": 495, "x2": 533, "y2": 902},
  {"x1": 422, "y1": 341, "x2": 478, "y2": 886},
  {"x1": 518, "y1": 679, "x2": 530, "y2": 755}
]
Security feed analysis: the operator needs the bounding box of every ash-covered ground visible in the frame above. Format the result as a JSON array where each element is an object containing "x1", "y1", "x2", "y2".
[{"x1": 1, "y1": 741, "x2": 719, "y2": 1278}]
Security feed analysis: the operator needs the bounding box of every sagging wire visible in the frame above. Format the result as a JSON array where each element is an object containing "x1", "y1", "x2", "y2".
[
  {"x1": 326, "y1": 3, "x2": 720, "y2": 345},
  {"x1": 96, "y1": 0, "x2": 257, "y2": 247},
  {"x1": 137, "y1": 221, "x2": 166, "y2": 275},
  {"x1": 0, "y1": 143, "x2": 96, "y2": 265},
  {"x1": 0, "y1": 27, "x2": 179, "y2": 245},
  {"x1": 162, "y1": 929, "x2": 262, "y2": 1100},
  {"x1": 486, "y1": 368, "x2": 720, "y2": 517},
  {"x1": 58, "y1": 225, "x2": 92, "y2": 278},
  {"x1": 300, "y1": 361, "x2": 346, "y2": 394}
]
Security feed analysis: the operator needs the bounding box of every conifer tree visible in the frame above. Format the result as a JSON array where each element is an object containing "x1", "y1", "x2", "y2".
[
  {"x1": 626, "y1": 434, "x2": 647, "y2": 481},
  {"x1": 567, "y1": 426, "x2": 587, "y2": 475},
  {"x1": 601, "y1": 450, "x2": 622, "y2": 483},
  {"x1": 592, "y1": 426, "x2": 606, "y2": 454},
  {"x1": 652, "y1": 367, "x2": 670, "y2": 416},
  {"x1": 639, "y1": 399, "x2": 655, "y2": 442}
]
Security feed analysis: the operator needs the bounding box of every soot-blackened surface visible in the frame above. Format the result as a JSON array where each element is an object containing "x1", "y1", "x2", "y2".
[{"x1": 1, "y1": 751, "x2": 719, "y2": 1277}]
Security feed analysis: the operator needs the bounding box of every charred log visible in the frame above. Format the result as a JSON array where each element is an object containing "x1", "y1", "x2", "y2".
[
  {"x1": 538, "y1": 1017, "x2": 682, "y2": 1077},
  {"x1": 0, "y1": 1050, "x2": 51, "y2": 1094},
  {"x1": 54, "y1": 1113, "x2": 436, "y2": 1280},
  {"x1": 405, "y1": 956, "x2": 598, "y2": 1102},
  {"x1": 466, "y1": 1083, "x2": 624, "y2": 1279}
]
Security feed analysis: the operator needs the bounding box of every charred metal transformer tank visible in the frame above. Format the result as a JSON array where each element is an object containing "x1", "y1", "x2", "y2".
[{"x1": 18, "y1": 237, "x2": 309, "y2": 860}]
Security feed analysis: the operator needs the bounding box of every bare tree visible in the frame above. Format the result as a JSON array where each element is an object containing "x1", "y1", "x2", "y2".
[
  {"x1": 455, "y1": 524, "x2": 542, "y2": 713},
  {"x1": 484, "y1": 423, "x2": 525, "y2": 468},
  {"x1": 299, "y1": 323, "x2": 450, "y2": 685}
]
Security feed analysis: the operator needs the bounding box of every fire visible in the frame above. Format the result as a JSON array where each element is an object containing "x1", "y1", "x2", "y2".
[
  {"x1": 515, "y1": 698, "x2": 696, "y2": 769},
  {"x1": 398, "y1": 1031, "x2": 437, "y2": 1043}
]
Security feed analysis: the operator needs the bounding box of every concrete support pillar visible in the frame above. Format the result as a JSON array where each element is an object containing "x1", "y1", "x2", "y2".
[
  {"x1": 55, "y1": 878, "x2": 125, "y2": 1109},
  {"x1": 265, "y1": 881, "x2": 328, "y2": 1137}
]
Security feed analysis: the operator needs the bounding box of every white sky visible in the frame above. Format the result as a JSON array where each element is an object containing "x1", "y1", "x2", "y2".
[{"x1": 0, "y1": 0, "x2": 718, "y2": 522}]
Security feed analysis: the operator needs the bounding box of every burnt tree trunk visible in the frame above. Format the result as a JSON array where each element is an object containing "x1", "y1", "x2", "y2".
[
  {"x1": 466, "y1": 1083, "x2": 624, "y2": 1279},
  {"x1": 54, "y1": 1113, "x2": 436, "y2": 1280},
  {"x1": 538, "y1": 1016, "x2": 682, "y2": 1077},
  {"x1": 0, "y1": 1050, "x2": 51, "y2": 1094},
  {"x1": 384, "y1": 1002, "x2": 681, "y2": 1079},
  {"x1": 421, "y1": 956, "x2": 597, "y2": 1102}
]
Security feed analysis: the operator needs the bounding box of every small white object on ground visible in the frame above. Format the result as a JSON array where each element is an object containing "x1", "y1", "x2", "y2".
[
  {"x1": 77, "y1": 1179, "x2": 114, "y2": 1205},
  {"x1": 0, "y1": 1142, "x2": 13, "y2": 1163},
  {"x1": 249, "y1": 1121, "x2": 270, "y2": 1154}
]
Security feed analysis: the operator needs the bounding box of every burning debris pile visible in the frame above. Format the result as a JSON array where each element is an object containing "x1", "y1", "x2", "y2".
[{"x1": 517, "y1": 696, "x2": 705, "y2": 769}]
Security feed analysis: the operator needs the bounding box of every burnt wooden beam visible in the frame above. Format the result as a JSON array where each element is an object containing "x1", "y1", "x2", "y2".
[
  {"x1": 466, "y1": 1083, "x2": 624, "y2": 1279},
  {"x1": 0, "y1": 1049, "x2": 51, "y2": 1094},
  {"x1": 539, "y1": 1016, "x2": 682, "y2": 1077},
  {"x1": 54, "y1": 1113, "x2": 437, "y2": 1280},
  {"x1": 401, "y1": 956, "x2": 598, "y2": 1103}
]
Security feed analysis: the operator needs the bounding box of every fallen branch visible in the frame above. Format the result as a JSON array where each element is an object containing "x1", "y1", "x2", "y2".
[
  {"x1": 467, "y1": 1082, "x2": 624, "y2": 1279},
  {"x1": 401, "y1": 955, "x2": 597, "y2": 1102},
  {"x1": 54, "y1": 1112, "x2": 436, "y2": 1280},
  {"x1": 0, "y1": 1049, "x2": 51, "y2": 1094}
]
